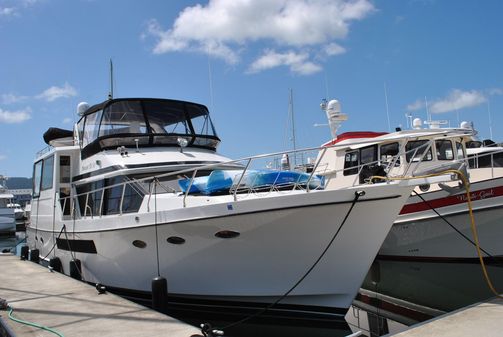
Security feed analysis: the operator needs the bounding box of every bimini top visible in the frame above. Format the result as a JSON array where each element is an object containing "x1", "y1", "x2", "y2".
[{"x1": 77, "y1": 98, "x2": 220, "y2": 159}]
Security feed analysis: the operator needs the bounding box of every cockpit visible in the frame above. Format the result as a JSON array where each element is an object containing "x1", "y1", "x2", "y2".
[{"x1": 77, "y1": 98, "x2": 220, "y2": 159}]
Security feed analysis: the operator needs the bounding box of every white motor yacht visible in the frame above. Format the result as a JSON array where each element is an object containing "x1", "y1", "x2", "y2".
[
  {"x1": 0, "y1": 178, "x2": 16, "y2": 235},
  {"x1": 27, "y1": 97, "x2": 441, "y2": 319},
  {"x1": 379, "y1": 134, "x2": 503, "y2": 261}
]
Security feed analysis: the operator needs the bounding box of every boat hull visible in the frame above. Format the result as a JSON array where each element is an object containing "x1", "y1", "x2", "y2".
[
  {"x1": 380, "y1": 177, "x2": 503, "y2": 260},
  {"x1": 27, "y1": 184, "x2": 412, "y2": 315}
]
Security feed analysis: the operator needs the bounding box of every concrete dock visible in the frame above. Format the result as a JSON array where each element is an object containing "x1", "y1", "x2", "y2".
[
  {"x1": 389, "y1": 297, "x2": 503, "y2": 336},
  {"x1": 0, "y1": 254, "x2": 200, "y2": 337}
]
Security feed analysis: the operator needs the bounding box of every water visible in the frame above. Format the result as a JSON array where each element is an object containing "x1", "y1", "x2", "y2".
[{"x1": 3, "y1": 233, "x2": 499, "y2": 337}]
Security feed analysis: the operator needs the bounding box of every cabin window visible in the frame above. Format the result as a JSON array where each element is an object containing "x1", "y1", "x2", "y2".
[
  {"x1": 60, "y1": 156, "x2": 71, "y2": 183},
  {"x1": 475, "y1": 152, "x2": 503, "y2": 169},
  {"x1": 103, "y1": 177, "x2": 123, "y2": 215},
  {"x1": 32, "y1": 160, "x2": 43, "y2": 198},
  {"x1": 380, "y1": 142, "x2": 400, "y2": 166},
  {"x1": 344, "y1": 151, "x2": 359, "y2": 176},
  {"x1": 456, "y1": 142, "x2": 465, "y2": 159},
  {"x1": 41, "y1": 155, "x2": 55, "y2": 191},
  {"x1": 435, "y1": 140, "x2": 454, "y2": 160},
  {"x1": 405, "y1": 140, "x2": 432, "y2": 162},
  {"x1": 360, "y1": 145, "x2": 377, "y2": 165},
  {"x1": 75, "y1": 177, "x2": 144, "y2": 217}
]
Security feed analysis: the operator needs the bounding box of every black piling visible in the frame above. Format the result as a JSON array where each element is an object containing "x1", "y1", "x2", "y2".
[
  {"x1": 152, "y1": 276, "x2": 168, "y2": 312},
  {"x1": 70, "y1": 259, "x2": 81, "y2": 280},
  {"x1": 20, "y1": 246, "x2": 29, "y2": 260},
  {"x1": 29, "y1": 249, "x2": 39, "y2": 263},
  {"x1": 49, "y1": 257, "x2": 62, "y2": 273}
]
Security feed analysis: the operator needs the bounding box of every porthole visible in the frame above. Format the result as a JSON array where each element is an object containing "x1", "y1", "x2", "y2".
[
  {"x1": 132, "y1": 240, "x2": 147, "y2": 249},
  {"x1": 167, "y1": 236, "x2": 185, "y2": 245},
  {"x1": 419, "y1": 184, "x2": 430, "y2": 192},
  {"x1": 215, "y1": 230, "x2": 240, "y2": 239}
]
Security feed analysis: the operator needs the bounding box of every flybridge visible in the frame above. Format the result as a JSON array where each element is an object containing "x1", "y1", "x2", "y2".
[{"x1": 75, "y1": 98, "x2": 221, "y2": 159}]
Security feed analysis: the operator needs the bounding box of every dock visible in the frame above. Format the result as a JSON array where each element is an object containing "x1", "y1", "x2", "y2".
[
  {"x1": 389, "y1": 296, "x2": 503, "y2": 336},
  {"x1": 0, "y1": 254, "x2": 200, "y2": 337}
]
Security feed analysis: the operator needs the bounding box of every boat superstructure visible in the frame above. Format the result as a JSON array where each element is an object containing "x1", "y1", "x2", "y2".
[{"x1": 27, "y1": 97, "x2": 448, "y2": 318}]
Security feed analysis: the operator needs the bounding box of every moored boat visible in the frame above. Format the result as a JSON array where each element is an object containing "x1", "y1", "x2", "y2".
[{"x1": 26, "y1": 97, "x2": 444, "y2": 319}]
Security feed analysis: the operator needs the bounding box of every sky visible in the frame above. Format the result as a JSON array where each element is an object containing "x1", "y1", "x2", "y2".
[{"x1": 1, "y1": 0, "x2": 502, "y2": 178}]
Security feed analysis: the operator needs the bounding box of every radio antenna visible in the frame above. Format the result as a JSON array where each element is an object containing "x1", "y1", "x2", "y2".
[{"x1": 108, "y1": 58, "x2": 114, "y2": 100}]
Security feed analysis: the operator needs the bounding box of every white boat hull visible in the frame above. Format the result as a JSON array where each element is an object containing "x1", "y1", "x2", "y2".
[
  {"x1": 380, "y1": 177, "x2": 503, "y2": 260},
  {"x1": 27, "y1": 183, "x2": 412, "y2": 315}
]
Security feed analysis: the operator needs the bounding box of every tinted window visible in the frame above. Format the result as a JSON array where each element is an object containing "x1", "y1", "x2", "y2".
[
  {"x1": 41, "y1": 155, "x2": 54, "y2": 190},
  {"x1": 360, "y1": 145, "x2": 377, "y2": 165},
  {"x1": 380, "y1": 142, "x2": 400, "y2": 166},
  {"x1": 344, "y1": 151, "x2": 359, "y2": 176},
  {"x1": 406, "y1": 140, "x2": 432, "y2": 162},
  {"x1": 436, "y1": 140, "x2": 454, "y2": 160}
]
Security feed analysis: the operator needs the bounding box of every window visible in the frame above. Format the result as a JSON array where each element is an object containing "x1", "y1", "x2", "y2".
[
  {"x1": 344, "y1": 151, "x2": 359, "y2": 176},
  {"x1": 32, "y1": 160, "x2": 43, "y2": 197},
  {"x1": 82, "y1": 110, "x2": 103, "y2": 147},
  {"x1": 380, "y1": 142, "x2": 400, "y2": 166},
  {"x1": 100, "y1": 101, "x2": 147, "y2": 136},
  {"x1": 76, "y1": 180, "x2": 104, "y2": 216},
  {"x1": 103, "y1": 177, "x2": 123, "y2": 215},
  {"x1": 41, "y1": 155, "x2": 54, "y2": 190},
  {"x1": 360, "y1": 145, "x2": 377, "y2": 165},
  {"x1": 436, "y1": 140, "x2": 454, "y2": 160},
  {"x1": 456, "y1": 142, "x2": 465, "y2": 159},
  {"x1": 406, "y1": 140, "x2": 433, "y2": 162},
  {"x1": 60, "y1": 156, "x2": 71, "y2": 183}
]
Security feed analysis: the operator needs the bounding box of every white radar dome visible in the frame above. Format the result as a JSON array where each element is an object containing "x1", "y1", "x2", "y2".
[
  {"x1": 412, "y1": 118, "x2": 422, "y2": 129},
  {"x1": 460, "y1": 121, "x2": 472, "y2": 129},
  {"x1": 77, "y1": 102, "x2": 90, "y2": 116}
]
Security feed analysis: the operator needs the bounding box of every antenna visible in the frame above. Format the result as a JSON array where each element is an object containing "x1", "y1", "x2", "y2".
[
  {"x1": 108, "y1": 58, "x2": 114, "y2": 100},
  {"x1": 288, "y1": 89, "x2": 298, "y2": 166},
  {"x1": 384, "y1": 82, "x2": 391, "y2": 132},
  {"x1": 487, "y1": 99, "x2": 493, "y2": 140},
  {"x1": 424, "y1": 96, "x2": 430, "y2": 122}
]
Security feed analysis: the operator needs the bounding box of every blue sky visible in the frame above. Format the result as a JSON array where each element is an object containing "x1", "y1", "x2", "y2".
[{"x1": 1, "y1": 0, "x2": 502, "y2": 178}]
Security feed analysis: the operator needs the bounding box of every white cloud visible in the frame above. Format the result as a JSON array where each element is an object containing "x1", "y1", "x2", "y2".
[
  {"x1": 430, "y1": 89, "x2": 486, "y2": 114},
  {"x1": 1, "y1": 93, "x2": 28, "y2": 104},
  {"x1": 324, "y1": 43, "x2": 346, "y2": 56},
  {"x1": 0, "y1": 7, "x2": 16, "y2": 16},
  {"x1": 145, "y1": 0, "x2": 374, "y2": 73},
  {"x1": 406, "y1": 99, "x2": 424, "y2": 112},
  {"x1": 0, "y1": 155, "x2": 6, "y2": 161},
  {"x1": 0, "y1": 107, "x2": 31, "y2": 123},
  {"x1": 248, "y1": 50, "x2": 322, "y2": 75},
  {"x1": 36, "y1": 82, "x2": 77, "y2": 102},
  {"x1": 62, "y1": 117, "x2": 73, "y2": 124}
]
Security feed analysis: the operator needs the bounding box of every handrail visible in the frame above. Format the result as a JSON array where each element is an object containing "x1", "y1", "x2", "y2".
[{"x1": 54, "y1": 128, "x2": 476, "y2": 216}]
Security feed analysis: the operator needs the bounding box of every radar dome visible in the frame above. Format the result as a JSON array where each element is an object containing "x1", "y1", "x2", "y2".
[
  {"x1": 460, "y1": 121, "x2": 472, "y2": 129},
  {"x1": 412, "y1": 118, "x2": 422, "y2": 129},
  {"x1": 77, "y1": 102, "x2": 90, "y2": 116}
]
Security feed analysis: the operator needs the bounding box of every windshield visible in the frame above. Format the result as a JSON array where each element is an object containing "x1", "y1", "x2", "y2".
[{"x1": 78, "y1": 99, "x2": 220, "y2": 158}]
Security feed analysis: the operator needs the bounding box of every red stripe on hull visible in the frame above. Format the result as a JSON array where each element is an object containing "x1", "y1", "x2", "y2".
[{"x1": 400, "y1": 185, "x2": 503, "y2": 215}]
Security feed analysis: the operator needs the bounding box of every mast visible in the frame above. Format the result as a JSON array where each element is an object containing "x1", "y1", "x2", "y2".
[{"x1": 108, "y1": 59, "x2": 114, "y2": 100}]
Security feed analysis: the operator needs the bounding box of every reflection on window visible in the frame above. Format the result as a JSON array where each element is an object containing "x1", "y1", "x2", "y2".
[
  {"x1": 456, "y1": 142, "x2": 465, "y2": 159},
  {"x1": 436, "y1": 140, "x2": 454, "y2": 160},
  {"x1": 100, "y1": 101, "x2": 146, "y2": 136},
  {"x1": 360, "y1": 145, "x2": 377, "y2": 165},
  {"x1": 344, "y1": 151, "x2": 359, "y2": 176},
  {"x1": 380, "y1": 142, "x2": 400, "y2": 166},
  {"x1": 32, "y1": 160, "x2": 43, "y2": 197},
  {"x1": 41, "y1": 155, "x2": 54, "y2": 190},
  {"x1": 406, "y1": 140, "x2": 432, "y2": 162}
]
